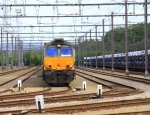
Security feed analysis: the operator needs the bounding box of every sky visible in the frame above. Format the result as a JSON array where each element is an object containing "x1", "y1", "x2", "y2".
[{"x1": 0, "y1": 0, "x2": 149, "y2": 50}]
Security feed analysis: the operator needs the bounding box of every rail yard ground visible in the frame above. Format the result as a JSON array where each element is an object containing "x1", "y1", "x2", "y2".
[{"x1": 0, "y1": 67, "x2": 150, "y2": 114}]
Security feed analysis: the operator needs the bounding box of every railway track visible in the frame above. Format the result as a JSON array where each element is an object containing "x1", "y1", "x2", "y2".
[
  {"x1": 95, "y1": 67, "x2": 147, "y2": 76},
  {"x1": 77, "y1": 67, "x2": 150, "y2": 85},
  {"x1": 76, "y1": 72, "x2": 114, "y2": 89},
  {"x1": 13, "y1": 67, "x2": 43, "y2": 88},
  {"x1": 0, "y1": 67, "x2": 30, "y2": 76},
  {"x1": 0, "y1": 89, "x2": 143, "y2": 108},
  {"x1": 0, "y1": 93, "x2": 96, "y2": 107},
  {"x1": 76, "y1": 69, "x2": 138, "y2": 91},
  {"x1": 0, "y1": 97, "x2": 150, "y2": 114},
  {"x1": 0, "y1": 67, "x2": 41, "y2": 89},
  {"x1": 0, "y1": 86, "x2": 72, "y2": 100},
  {"x1": 76, "y1": 69, "x2": 143, "y2": 100},
  {"x1": 38, "y1": 98, "x2": 150, "y2": 114}
]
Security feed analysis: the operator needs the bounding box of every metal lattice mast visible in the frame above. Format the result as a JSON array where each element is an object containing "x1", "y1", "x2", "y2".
[
  {"x1": 11, "y1": 36, "x2": 13, "y2": 69},
  {"x1": 144, "y1": 0, "x2": 148, "y2": 76},
  {"x1": 15, "y1": 8, "x2": 22, "y2": 67},
  {"x1": 102, "y1": 19, "x2": 105, "y2": 70},
  {"x1": 111, "y1": 12, "x2": 114, "y2": 72},
  {"x1": 125, "y1": 0, "x2": 129, "y2": 75},
  {"x1": 95, "y1": 26, "x2": 98, "y2": 68},
  {"x1": 2, "y1": 0, "x2": 9, "y2": 69},
  {"x1": 6, "y1": 33, "x2": 9, "y2": 68},
  {"x1": 1, "y1": 28, "x2": 3, "y2": 70}
]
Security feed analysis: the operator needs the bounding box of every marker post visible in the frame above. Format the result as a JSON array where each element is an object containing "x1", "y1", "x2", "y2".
[
  {"x1": 35, "y1": 95, "x2": 44, "y2": 113},
  {"x1": 97, "y1": 85, "x2": 102, "y2": 98},
  {"x1": 82, "y1": 81, "x2": 86, "y2": 90},
  {"x1": 17, "y1": 80, "x2": 22, "y2": 91}
]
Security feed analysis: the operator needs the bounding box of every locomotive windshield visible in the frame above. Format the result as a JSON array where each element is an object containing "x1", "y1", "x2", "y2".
[
  {"x1": 61, "y1": 47, "x2": 72, "y2": 57},
  {"x1": 45, "y1": 47, "x2": 57, "y2": 57}
]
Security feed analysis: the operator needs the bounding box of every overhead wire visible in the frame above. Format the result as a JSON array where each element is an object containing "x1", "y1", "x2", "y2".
[{"x1": 1, "y1": 0, "x2": 148, "y2": 42}]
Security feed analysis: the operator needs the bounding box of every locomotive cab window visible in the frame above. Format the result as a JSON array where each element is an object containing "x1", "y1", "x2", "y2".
[
  {"x1": 60, "y1": 47, "x2": 72, "y2": 57},
  {"x1": 45, "y1": 47, "x2": 57, "y2": 57}
]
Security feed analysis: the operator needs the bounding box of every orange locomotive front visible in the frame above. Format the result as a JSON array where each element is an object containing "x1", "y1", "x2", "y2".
[{"x1": 43, "y1": 39, "x2": 75, "y2": 85}]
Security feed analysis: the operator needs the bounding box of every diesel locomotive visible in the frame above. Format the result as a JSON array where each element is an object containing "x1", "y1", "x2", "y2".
[{"x1": 43, "y1": 39, "x2": 75, "y2": 85}]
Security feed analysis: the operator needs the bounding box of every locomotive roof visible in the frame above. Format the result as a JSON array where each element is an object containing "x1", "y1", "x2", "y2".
[{"x1": 44, "y1": 39, "x2": 73, "y2": 47}]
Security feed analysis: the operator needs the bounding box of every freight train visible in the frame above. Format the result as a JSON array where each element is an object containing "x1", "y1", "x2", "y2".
[
  {"x1": 84, "y1": 50, "x2": 150, "y2": 72},
  {"x1": 43, "y1": 39, "x2": 75, "y2": 85}
]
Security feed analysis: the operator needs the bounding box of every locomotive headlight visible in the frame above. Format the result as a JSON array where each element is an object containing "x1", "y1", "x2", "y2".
[
  {"x1": 66, "y1": 65, "x2": 70, "y2": 68},
  {"x1": 49, "y1": 65, "x2": 52, "y2": 68},
  {"x1": 66, "y1": 64, "x2": 72, "y2": 68},
  {"x1": 47, "y1": 64, "x2": 51, "y2": 69},
  {"x1": 57, "y1": 44, "x2": 61, "y2": 47}
]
